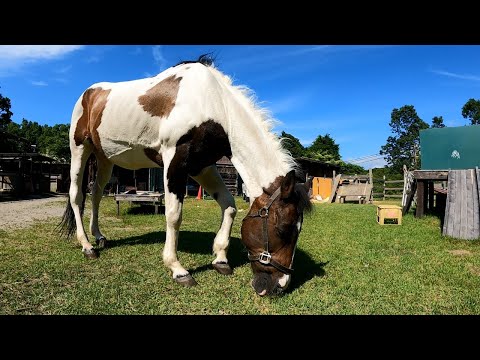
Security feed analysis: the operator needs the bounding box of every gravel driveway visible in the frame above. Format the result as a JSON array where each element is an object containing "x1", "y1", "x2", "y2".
[{"x1": 0, "y1": 195, "x2": 68, "y2": 230}]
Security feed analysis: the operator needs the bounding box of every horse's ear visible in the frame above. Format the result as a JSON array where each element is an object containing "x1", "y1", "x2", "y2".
[{"x1": 281, "y1": 170, "x2": 296, "y2": 200}]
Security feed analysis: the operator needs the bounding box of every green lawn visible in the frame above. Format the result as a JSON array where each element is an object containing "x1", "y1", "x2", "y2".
[{"x1": 1, "y1": 195, "x2": 480, "y2": 314}]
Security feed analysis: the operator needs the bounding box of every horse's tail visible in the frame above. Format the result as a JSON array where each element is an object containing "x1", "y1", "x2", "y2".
[{"x1": 57, "y1": 156, "x2": 93, "y2": 239}]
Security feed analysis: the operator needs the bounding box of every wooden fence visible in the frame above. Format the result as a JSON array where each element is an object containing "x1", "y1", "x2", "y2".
[{"x1": 372, "y1": 175, "x2": 404, "y2": 201}]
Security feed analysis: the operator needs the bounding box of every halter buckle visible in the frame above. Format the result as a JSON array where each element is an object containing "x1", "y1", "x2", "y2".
[
  {"x1": 258, "y1": 207, "x2": 269, "y2": 218},
  {"x1": 259, "y1": 251, "x2": 272, "y2": 265}
]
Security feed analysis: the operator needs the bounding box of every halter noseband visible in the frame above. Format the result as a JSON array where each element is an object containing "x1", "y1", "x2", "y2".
[{"x1": 243, "y1": 187, "x2": 294, "y2": 275}]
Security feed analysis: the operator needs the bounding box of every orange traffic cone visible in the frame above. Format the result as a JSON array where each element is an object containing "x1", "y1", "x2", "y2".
[{"x1": 196, "y1": 186, "x2": 202, "y2": 200}]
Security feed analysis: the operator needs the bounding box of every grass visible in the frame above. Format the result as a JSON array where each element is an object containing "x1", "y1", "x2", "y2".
[{"x1": 1, "y1": 195, "x2": 480, "y2": 315}]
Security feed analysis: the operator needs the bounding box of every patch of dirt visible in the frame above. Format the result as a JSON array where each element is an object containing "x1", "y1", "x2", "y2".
[
  {"x1": 468, "y1": 264, "x2": 480, "y2": 277},
  {"x1": 0, "y1": 195, "x2": 68, "y2": 230},
  {"x1": 448, "y1": 249, "x2": 472, "y2": 256}
]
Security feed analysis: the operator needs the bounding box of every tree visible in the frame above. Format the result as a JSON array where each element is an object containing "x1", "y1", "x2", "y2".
[
  {"x1": 39, "y1": 124, "x2": 71, "y2": 162},
  {"x1": 461, "y1": 98, "x2": 480, "y2": 125},
  {"x1": 339, "y1": 161, "x2": 367, "y2": 175},
  {"x1": 305, "y1": 134, "x2": 340, "y2": 161},
  {"x1": 0, "y1": 90, "x2": 16, "y2": 152},
  {"x1": 431, "y1": 116, "x2": 445, "y2": 128},
  {"x1": 18, "y1": 119, "x2": 43, "y2": 144},
  {"x1": 2, "y1": 121, "x2": 27, "y2": 152},
  {"x1": 279, "y1": 131, "x2": 305, "y2": 158},
  {"x1": 0, "y1": 91, "x2": 13, "y2": 130},
  {"x1": 379, "y1": 105, "x2": 429, "y2": 172}
]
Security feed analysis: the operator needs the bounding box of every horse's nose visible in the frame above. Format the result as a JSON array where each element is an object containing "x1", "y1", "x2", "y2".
[{"x1": 252, "y1": 273, "x2": 273, "y2": 296}]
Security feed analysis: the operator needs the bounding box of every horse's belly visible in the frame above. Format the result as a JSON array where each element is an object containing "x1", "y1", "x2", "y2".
[{"x1": 102, "y1": 138, "x2": 159, "y2": 170}]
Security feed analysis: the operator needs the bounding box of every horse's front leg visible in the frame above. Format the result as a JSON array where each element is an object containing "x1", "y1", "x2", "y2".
[
  {"x1": 162, "y1": 150, "x2": 197, "y2": 287},
  {"x1": 192, "y1": 165, "x2": 237, "y2": 275}
]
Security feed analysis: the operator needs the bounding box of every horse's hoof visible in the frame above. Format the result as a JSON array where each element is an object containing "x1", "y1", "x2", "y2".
[
  {"x1": 83, "y1": 248, "x2": 99, "y2": 259},
  {"x1": 212, "y1": 262, "x2": 233, "y2": 275},
  {"x1": 95, "y1": 236, "x2": 107, "y2": 249},
  {"x1": 174, "y1": 274, "x2": 198, "y2": 287}
]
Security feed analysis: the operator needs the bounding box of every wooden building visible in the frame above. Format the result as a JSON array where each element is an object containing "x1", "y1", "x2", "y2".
[
  {"x1": 0, "y1": 152, "x2": 57, "y2": 196},
  {"x1": 295, "y1": 157, "x2": 340, "y2": 180},
  {"x1": 110, "y1": 156, "x2": 240, "y2": 197}
]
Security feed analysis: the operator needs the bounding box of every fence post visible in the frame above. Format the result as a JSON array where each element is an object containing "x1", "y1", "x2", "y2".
[{"x1": 383, "y1": 175, "x2": 386, "y2": 201}]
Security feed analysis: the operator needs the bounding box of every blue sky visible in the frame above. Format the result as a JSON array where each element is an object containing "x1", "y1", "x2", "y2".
[{"x1": 1, "y1": 45, "x2": 479, "y2": 169}]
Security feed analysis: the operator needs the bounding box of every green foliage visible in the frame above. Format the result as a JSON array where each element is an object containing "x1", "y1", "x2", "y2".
[
  {"x1": 0, "y1": 91, "x2": 13, "y2": 130},
  {"x1": 371, "y1": 167, "x2": 403, "y2": 181},
  {"x1": 280, "y1": 131, "x2": 305, "y2": 158},
  {"x1": 339, "y1": 161, "x2": 367, "y2": 175},
  {"x1": 379, "y1": 105, "x2": 429, "y2": 173},
  {"x1": 305, "y1": 134, "x2": 340, "y2": 161},
  {"x1": 461, "y1": 98, "x2": 480, "y2": 125},
  {"x1": 278, "y1": 131, "x2": 366, "y2": 173},
  {"x1": 0, "y1": 89, "x2": 70, "y2": 161},
  {"x1": 3, "y1": 119, "x2": 70, "y2": 162},
  {"x1": 304, "y1": 151, "x2": 341, "y2": 164},
  {"x1": 0, "y1": 90, "x2": 15, "y2": 152},
  {"x1": 39, "y1": 124, "x2": 71, "y2": 162},
  {"x1": 431, "y1": 116, "x2": 445, "y2": 128},
  {"x1": 19, "y1": 119, "x2": 43, "y2": 144}
]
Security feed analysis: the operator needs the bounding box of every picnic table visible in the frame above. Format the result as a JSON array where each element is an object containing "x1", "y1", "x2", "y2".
[{"x1": 114, "y1": 191, "x2": 165, "y2": 215}]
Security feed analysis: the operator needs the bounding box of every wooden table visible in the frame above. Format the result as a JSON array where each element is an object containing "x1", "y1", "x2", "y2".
[
  {"x1": 413, "y1": 170, "x2": 448, "y2": 218},
  {"x1": 114, "y1": 192, "x2": 165, "y2": 215}
]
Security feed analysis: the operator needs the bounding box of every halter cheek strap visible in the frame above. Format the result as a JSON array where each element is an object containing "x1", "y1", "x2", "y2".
[{"x1": 244, "y1": 187, "x2": 294, "y2": 275}]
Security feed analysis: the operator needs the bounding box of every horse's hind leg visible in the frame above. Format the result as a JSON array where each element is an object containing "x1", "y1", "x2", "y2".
[
  {"x1": 69, "y1": 144, "x2": 96, "y2": 258},
  {"x1": 89, "y1": 155, "x2": 113, "y2": 249},
  {"x1": 192, "y1": 165, "x2": 237, "y2": 275}
]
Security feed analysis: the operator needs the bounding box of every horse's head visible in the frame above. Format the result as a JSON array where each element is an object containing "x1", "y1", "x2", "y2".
[{"x1": 241, "y1": 170, "x2": 312, "y2": 297}]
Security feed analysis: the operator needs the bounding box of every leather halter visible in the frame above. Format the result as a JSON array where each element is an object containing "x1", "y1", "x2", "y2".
[{"x1": 243, "y1": 187, "x2": 294, "y2": 275}]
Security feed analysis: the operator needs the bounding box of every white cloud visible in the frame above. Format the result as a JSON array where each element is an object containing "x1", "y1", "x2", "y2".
[
  {"x1": 0, "y1": 45, "x2": 84, "y2": 60},
  {"x1": 31, "y1": 80, "x2": 48, "y2": 86},
  {"x1": 289, "y1": 45, "x2": 331, "y2": 56},
  {"x1": 430, "y1": 69, "x2": 480, "y2": 82},
  {"x1": 267, "y1": 91, "x2": 314, "y2": 116},
  {"x1": 152, "y1": 45, "x2": 167, "y2": 71},
  {"x1": 55, "y1": 65, "x2": 72, "y2": 74},
  {"x1": 0, "y1": 45, "x2": 85, "y2": 77}
]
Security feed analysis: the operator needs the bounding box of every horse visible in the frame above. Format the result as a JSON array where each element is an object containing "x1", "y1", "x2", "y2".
[{"x1": 58, "y1": 54, "x2": 312, "y2": 297}]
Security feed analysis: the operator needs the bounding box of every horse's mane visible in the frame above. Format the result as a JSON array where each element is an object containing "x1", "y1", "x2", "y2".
[
  {"x1": 174, "y1": 53, "x2": 299, "y2": 178},
  {"x1": 295, "y1": 183, "x2": 313, "y2": 214},
  {"x1": 176, "y1": 54, "x2": 298, "y2": 174}
]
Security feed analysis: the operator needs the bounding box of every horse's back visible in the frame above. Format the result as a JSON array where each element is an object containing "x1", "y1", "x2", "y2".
[{"x1": 70, "y1": 63, "x2": 227, "y2": 169}]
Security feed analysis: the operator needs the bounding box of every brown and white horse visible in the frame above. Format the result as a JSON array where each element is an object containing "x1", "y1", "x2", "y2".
[{"x1": 59, "y1": 55, "x2": 312, "y2": 296}]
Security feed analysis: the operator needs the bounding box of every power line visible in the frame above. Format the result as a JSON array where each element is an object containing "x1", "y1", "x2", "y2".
[
  {"x1": 351, "y1": 157, "x2": 385, "y2": 164},
  {"x1": 345, "y1": 154, "x2": 385, "y2": 164}
]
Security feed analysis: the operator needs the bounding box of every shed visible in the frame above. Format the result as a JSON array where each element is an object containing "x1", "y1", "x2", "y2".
[{"x1": 295, "y1": 157, "x2": 340, "y2": 180}]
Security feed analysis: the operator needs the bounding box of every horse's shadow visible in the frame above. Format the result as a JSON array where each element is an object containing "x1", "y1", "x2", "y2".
[
  {"x1": 125, "y1": 205, "x2": 165, "y2": 215},
  {"x1": 105, "y1": 230, "x2": 327, "y2": 292},
  {"x1": 106, "y1": 230, "x2": 249, "y2": 270},
  {"x1": 285, "y1": 252, "x2": 328, "y2": 294}
]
